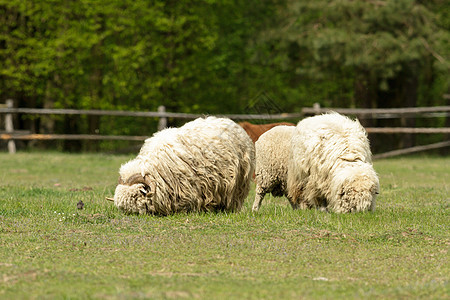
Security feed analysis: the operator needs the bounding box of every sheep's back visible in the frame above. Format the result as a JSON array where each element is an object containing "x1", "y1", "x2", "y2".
[{"x1": 292, "y1": 113, "x2": 371, "y2": 174}]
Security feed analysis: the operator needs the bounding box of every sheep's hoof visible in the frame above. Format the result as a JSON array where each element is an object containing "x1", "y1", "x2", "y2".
[
  {"x1": 251, "y1": 206, "x2": 260, "y2": 213},
  {"x1": 317, "y1": 206, "x2": 328, "y2": 212}
]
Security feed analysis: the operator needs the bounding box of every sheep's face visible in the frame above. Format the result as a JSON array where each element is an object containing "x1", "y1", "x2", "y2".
[
  {"x1": 114, "y1": 182, "x2": 155, "y2": 215},
  {"x1": 330, "y1": 164, "x2": 379, "y2": 213}
]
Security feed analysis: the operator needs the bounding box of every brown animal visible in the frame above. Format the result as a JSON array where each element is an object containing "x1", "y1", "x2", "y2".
[{"x1": 238, "y1": 122, "x2": 296, "y2": 143}]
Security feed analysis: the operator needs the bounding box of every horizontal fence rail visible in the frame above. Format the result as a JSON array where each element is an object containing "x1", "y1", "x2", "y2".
[
  {"x1": 373, "y1": 141, "x2": 450, "y2": 159},
  {"x1": 0, "y1": 107, "x2": 303, "y2": 120},
  {"x1": 0, "y1": 107, "x2": 205, "y2": 119},
  {"x1": 365, "y1": 127, "x2": 450, "y2": 134},
  {"x1": 2, "y1": 106, "x2": 450, "y2": 120},
  {"x1": 302, "y1": 106, "x2": 450, "y2": 116},
  {"x1": 1, "y1": 127, "x2": 449, "y2": 142},
  {"x1": 0, "y1": 133, "x2": 148, "y2": 141}
]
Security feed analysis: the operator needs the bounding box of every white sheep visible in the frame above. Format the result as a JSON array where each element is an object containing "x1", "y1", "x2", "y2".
[
  {"x1": 287, "y1": 113, "x2": 379, "y2": 213},
  {"x1": 111, "y1": 116, "x2": 255, "y2": 215},
  {"x1": 252, "y1": 125, "x2": 296, "y2": 212}
]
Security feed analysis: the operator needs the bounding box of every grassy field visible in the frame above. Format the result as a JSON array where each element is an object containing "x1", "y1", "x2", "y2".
[{"x1": 0, "y1": 152, "x2": 448, "y2": 299}]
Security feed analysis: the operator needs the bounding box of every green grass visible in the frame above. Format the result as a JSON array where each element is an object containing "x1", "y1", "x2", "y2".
[{"x1": 0, "y1": 152, "x2": 448, "y2": 299}]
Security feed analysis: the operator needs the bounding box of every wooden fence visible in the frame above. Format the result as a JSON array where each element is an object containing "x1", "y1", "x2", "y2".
[
  {"x1": 0, "y1": 100, "x2": 16, "y2": 154},
  {"x1": 1, "y1": 100, "x2": 449, "y2": 158}
]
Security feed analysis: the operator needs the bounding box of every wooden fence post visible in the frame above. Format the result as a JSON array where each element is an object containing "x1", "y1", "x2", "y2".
[
  {"x1": 5, "y1": 99, "x2": 16, "y2": 154},
  {"x1": 157, "y1": 105, "x2": 167, "y2": 131},
  {"x1": 313, "y1": 103, "x2": 321, "y2": 115}
]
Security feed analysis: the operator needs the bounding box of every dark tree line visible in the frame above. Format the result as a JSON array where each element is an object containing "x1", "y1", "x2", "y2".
[{"x1": 1, "y1": 0, "x2": 448, "y2": 152}]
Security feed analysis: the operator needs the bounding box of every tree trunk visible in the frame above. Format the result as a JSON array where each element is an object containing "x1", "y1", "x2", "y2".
[
  {"x1": 354, "y1": 71, "x2": 379, "y2": 152},
  {"x1": 62, "y1": 115, "x2": 82, "y2": 152},
  {"x1": 442, "y1": 92, "x2": 450, "y2": 155},
  {"x1": 400, "y1": 73, "x2": 418, "y2": 149},
  {"x1": 88, "y1": 114, "x2": 101, "y2": 151},
  {"x1": 354, "y1": 71, "x2": 377, "y2": 127}
]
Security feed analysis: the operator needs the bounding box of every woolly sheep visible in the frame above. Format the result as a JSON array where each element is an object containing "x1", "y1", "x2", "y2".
[
  {"x1": 252, "y1": 125, "x2": 296, "y2": 212},
  {"x1": 287, "y1": 113, "x2": 379, "y2": 213},
  {"x1": 111, "y1": 116, "x2": 255, "y2": 215}
]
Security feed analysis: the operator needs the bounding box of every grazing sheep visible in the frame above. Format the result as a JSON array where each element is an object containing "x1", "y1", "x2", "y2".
[
  {"x1": 239, "y1": 121, "x2": 295, "y2": 143},
  {"x1": 252, "y1": 125, "x2": 296, "y2": 212},
  {"x1": 111, "y1": 116, "x2": 255, "y2": 215},
  {"x1": 287, "y1": 113, "x2": 379, "y2": 213}
]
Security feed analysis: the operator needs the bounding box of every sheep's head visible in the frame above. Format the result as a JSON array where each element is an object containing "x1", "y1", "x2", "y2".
[
  {"x1": 330, "y1": 163, "x2": 379, "y2": 213},
  {"x1": 112, "y1": 173, "x2": 156, "y2": 215}
]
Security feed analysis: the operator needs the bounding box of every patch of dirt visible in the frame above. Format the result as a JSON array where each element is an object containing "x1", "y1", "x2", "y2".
[
  {"x1": 10, "y1": 169, "x2": 28, "y2": 174},
  {"x1": 69, "y1": 187, "x2": 93, "y2": 192}
]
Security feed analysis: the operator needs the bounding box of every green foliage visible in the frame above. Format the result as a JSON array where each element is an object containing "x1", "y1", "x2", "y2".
[
  {"x1": 0, "y1": 0, "x2": 279, "y2": 113},
  {"x1": 270, "y1": 0, "x2": 449, "y2": 107},
  {"x1": 0, "y1": 1, "x2": 448, "y2": 151},
  {"x1": 0, "y1": 153, "x2": 449, "y2": 298}
]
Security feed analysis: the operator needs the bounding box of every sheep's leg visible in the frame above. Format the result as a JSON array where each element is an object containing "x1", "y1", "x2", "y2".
[
  {"x1": 286, "y1": 172, "x2": 307, "y2": 210},
  {"x1": 286, "y1": 194, "x2": 298, "y2": 210},
  {"x1": 288, "y1": 198, "x2": 309, "y2": 210},
  {"x1": 314, "y1": 197, "x2": 328, "y2": 212},
  {"x1": 252, "y1": 186, "x2": 266, "y2": 212},
  {"x1": 286, "y1": 185, "x2": 305, "y2": 210},
  {"x1": 317, "y1": 205, "x2": 328, "y2": 212}
]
